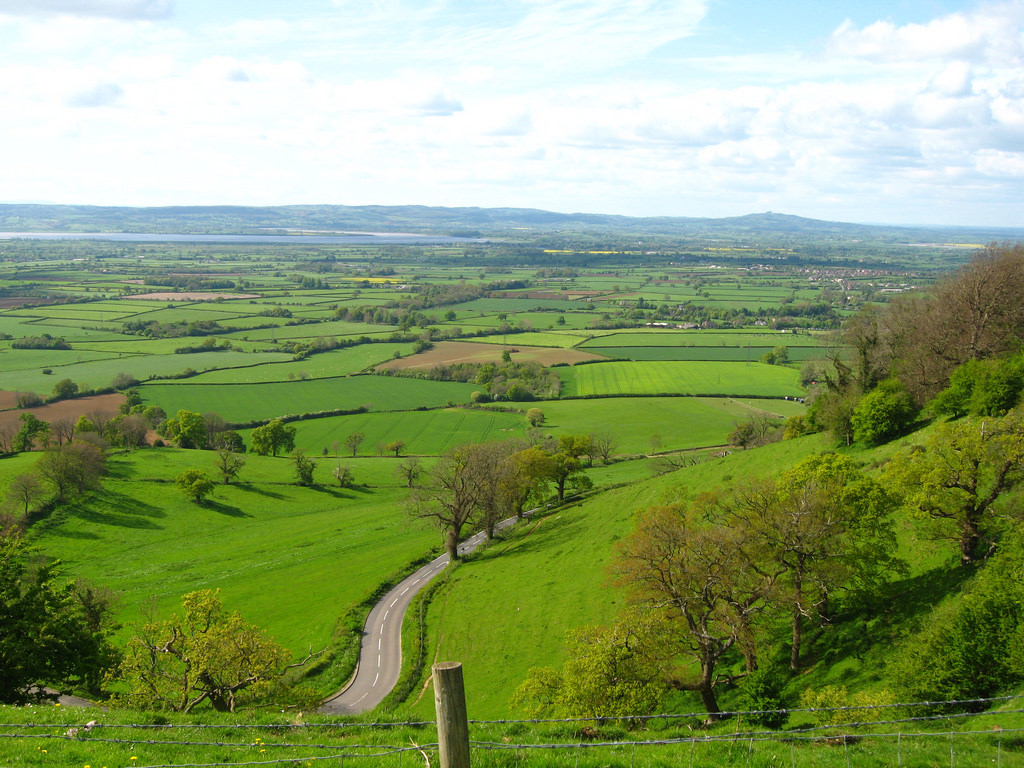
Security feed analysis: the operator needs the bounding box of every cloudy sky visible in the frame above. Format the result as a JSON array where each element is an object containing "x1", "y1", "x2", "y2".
[{"x1": 0, "y1": 0, "x2": 1022, "y2": 226}]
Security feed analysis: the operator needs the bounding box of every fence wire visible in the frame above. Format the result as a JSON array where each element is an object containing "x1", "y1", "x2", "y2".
[{"x1": 1, "y1": 694, "x2": 1023, "y2": 768}]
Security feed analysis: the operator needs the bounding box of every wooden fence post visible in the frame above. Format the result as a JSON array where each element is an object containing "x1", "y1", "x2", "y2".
[{"x1": 433, "y1": 661, "x2": 470, "y2": 768}]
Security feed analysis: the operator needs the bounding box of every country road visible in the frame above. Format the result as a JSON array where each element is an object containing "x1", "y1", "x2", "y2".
[{"x1": 320, "y1": 516, "x2": 522, "y2": 714}]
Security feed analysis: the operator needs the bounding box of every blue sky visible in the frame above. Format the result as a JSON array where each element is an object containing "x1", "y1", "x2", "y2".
[{"x1": 0, "y1": 0, "x2": 1021, "y2": 226}]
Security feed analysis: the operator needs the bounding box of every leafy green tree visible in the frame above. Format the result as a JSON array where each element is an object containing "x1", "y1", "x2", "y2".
[
  {"x1": 215, "y1": 449, "x2": 245, "y2": 484},
  {"x1": 175, "y1": 409, "x2": 208, "y2": 449},
  {"x1": 50, "y1": 378, "x2": 78, "y2": 401},
  {"x1": 344, "y1": 431, "x2": 365, "y2": 457},
  {"x1": 0, "y1": 536, "x2": 118, "y2": 704},
  {"x1": 935, "y1": 355, "x2": 1024, "y2": 419},
  {"x1": 386, "y1": 439, "x2": 405, "y2": 457},
  {"x1": 292, "y1": 450, "x2": 315, "y2": 486},
  {"x1": 726, "y1": 454, "x2": 903, "y2": 668},
  {"x1": 850, "y1": 378, "x2": 917, "y2": 444},
  {"x1": 613, "y1": 503, "x2": 778, "y2": 718},
  {"x1": 12, "y1": 413, "x2": 49, "y2": 453},
  {"x1": 512, "y1": 614, "x2": 669, "y2": 724},
  {"x1": 35, "y1": 442, "x2": 106, "y2": 503},
  {"x1": 176, "y1": 469, "x2": 215, "y2": 503},
  {"x1": 886, "y1": 409, "x2": 1024, "y2": 564},
  {"x1": 525, "y1": 408, "x2": 545, "y2": 428},
  {"x1": 115, "y1": 590, "x2": 315, "y2": 713},
  {"x1": 250, "y1": 418, "x2": 296, "y2": 457},
  {"x1": 4, "y1": 473, "x2": 44, "y2": 517},
  {"x1": 889, "y1": 527, "x2": 1024, "y2": 705}
]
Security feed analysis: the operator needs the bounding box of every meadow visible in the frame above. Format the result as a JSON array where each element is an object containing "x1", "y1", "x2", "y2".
[
  {"x1": 557, "y1": 360, "x2": 805, "y2": 398},
  {"x1": 140, "y1": 375, "x2": 480, "y2": 422},
  {"x1": 32, "y1": 448, "x2": 439, "y2": 663}
]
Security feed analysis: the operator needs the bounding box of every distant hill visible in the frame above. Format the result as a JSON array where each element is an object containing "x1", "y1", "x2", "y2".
[{"x1": 1, "y1": 203, "x2": 1021, "y2": 245}]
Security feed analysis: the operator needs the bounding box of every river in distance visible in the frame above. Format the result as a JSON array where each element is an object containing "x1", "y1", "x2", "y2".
[{"x1": 0, "y1": 231, "x2": 481, "y2": 245}]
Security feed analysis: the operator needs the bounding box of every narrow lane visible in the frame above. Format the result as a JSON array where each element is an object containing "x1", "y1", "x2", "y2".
[{"x1": 320, "y1": 516, "x2": 522, "y2": 714}]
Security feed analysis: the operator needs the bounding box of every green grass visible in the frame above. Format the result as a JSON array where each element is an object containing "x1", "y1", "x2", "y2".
[
  {"x1": 31, "y1": 449, "x2": 438, "y2": 661},
  {"x1": 282, "y1": 406, "x2": 527, "y2": 456},
  {"x1": 401, "y1": 436, "x2": 830, "y2": 720},
  {"x1": 585, "y1": 345, "x2": 824, "y2": 361},
  {"x1": 140, "y1": 375, "x2": 479, "y2": 422},
  {"x1": 176, "y1": 343, "x2": 414, "y2": 383},
  {"x1": 558, "y1": 360, "x2": 804, "y2": 398},
  {"x1": 577, "y1": 330, "x2": 820, "y2": 347},
  {"x1": 2, "y1": 704, "x2": 1022, "y2": 768},
  {"x1": 530, "y1": 397, "x2": 803, "y2": 454}
]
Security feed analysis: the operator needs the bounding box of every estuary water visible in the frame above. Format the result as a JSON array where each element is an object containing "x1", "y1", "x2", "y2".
[{"x1": 0, "y1": 231, "x2": 479, "y2": 245}]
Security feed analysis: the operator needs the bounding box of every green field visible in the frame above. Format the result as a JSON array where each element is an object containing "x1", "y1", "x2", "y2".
[
  {"x1": 283, "y1": 406, "x2": 527, "y2": 456},
  {"x1": 558, "y1": 360, "x2": 804, "y2": 398},
  {"x1": 533, "y1": 396, "x2": 804, "y2": 454},
  {"x1": 584, "y1": 345, "x2": 824, "y2": 361},
  {"x1": 141, "y1": 374, "x2": 480, "y2": 422},
  {"x1": 31, "y1": 449, "x2": 437, "y2": 659},
  {"x1": 178, "y1": 343, "x2": 415, "y2": 383}
]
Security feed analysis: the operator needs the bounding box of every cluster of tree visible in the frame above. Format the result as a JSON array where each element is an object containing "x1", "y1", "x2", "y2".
[
  {"x1": 257, "y1": 306, "x2": 292, "y2": 318},
  {"x1": 409, "y1": 435, "x2": 597, "y2": 560},
  {"x1": 600, "y1": 301, "x2": 841, "y2": 331},
  {"x1": 11, "y1": 333, "x2": 70, "y2": 350},
  {"x1": 518, "y1": 454, "x2": 902, "y2": 720},
  {"x1": 3, "y1": 428, "x2": 109, "y2": 528},
  {"x1": 808, "y1": 245, "x2": 1024, "y2": 445},
  {"x1": 391, "y1": 359, "x2": 562, "y2": 402},
  {"x1": 158, "y1": 409, "x2": 244, "y2": 452},
  {"x1": 143, "y1": 275, "x2": 236, "y2": 290},
  {"x1": 123, "y1": 318, "x2": 226, "y2": 338},
  {"x1": 174, "y1": 338, "x2": 233, "y2": 354},
  {"x1": 0, "y1": 536, "x2": 119, "y2": 704}
]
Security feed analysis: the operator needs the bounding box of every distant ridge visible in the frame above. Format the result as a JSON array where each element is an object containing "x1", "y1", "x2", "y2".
[{"x1": 1, "y1": 203, "x2": 1021, "y2": 243}]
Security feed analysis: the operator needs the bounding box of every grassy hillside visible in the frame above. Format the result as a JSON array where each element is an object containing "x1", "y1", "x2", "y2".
[
  {"x1": 401, "y1": 434, "x2": 833, "y2": 720},
  {"x1": 26, "y1": 449, "x2": 440, "y2": 676}
]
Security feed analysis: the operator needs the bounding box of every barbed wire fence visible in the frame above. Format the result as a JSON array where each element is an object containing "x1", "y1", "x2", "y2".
[{"x1": 2, "y1": 693, "x2": 1024, "y2": 768}]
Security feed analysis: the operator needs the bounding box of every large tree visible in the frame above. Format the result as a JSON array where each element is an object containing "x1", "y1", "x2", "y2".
[
  {"x1": 409, "y1": 445, "x2": 488, "y2": 561},
  {"x1": 250, "y1": 418, "x2": 296, "y2": 457},
  {"x1": 887, "y1": 409, "x2": 1024, "y2": 564},
  {"x1": 116, "y1": 590, "x2": 316, "y2": 713},
  {"x1": 35, "y1": 442, "x2": 106, "y2": 502},
  {"x1": 0, "y1": 536, "x2": 118, "y2": 704},
  {"x1": 724, "y1": 454, "x2": 902, "y2": 668},
  {"x1": 614, "y1": 503, "x2": 779, "y2": 717}
]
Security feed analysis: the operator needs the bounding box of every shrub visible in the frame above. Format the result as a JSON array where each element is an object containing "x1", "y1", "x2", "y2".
[{"x1": 851, "y1": 379, "x2": 917, "y2": 445}]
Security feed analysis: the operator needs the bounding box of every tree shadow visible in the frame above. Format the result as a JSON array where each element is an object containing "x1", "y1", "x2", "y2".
[
  {"x1": 48, "y1": 528, "x2": 101, "y2": 540},
  {"x1": 67, "y1": 490, "x2": 166, "y2": 530},
  {"x1": 203, "y1": 499, "x2": 251, "y2": 518},
  {"x1": 236, "y1": 483, "x2": 285, "y2": 499}
]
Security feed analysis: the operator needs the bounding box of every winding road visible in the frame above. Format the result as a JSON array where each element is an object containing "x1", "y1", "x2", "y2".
[{"x1": 320, "y1": 516, "x2": 522, "y2": 714}]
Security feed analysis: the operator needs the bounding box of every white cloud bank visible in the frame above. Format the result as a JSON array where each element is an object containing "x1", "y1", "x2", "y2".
[{"x1": 0, "y1": 0, "x2": 1021, "y2": 226}]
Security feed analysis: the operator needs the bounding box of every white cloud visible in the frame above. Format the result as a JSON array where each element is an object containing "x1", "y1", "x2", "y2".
[
  {"x1": 827, "y1": 2, "x2": 1024, "y2": 65},
  {"x1": 0, "y1": 0, "x2": 172, "y2": 19},
  {"x1": 66, "y1": 82, "x2": 124, "y2": 107}
]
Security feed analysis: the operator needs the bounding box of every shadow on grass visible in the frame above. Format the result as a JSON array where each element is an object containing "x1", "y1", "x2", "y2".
[
  {"x1": 807, "y1": 562, "x2": 973, "y2": 675},
  {"x1": 236, "y1": 482, "x2": 285, "y2": 499},
  {"x1": 67, "y1": 489, "x2": 166, "y2": 530},
  {"x1": 203, "y1": 499, "x2": 251, "y2": 517},
  {"x1": 48, "y1": 527, "x2": 101, "y2": 540},
  {"x1": 477, "y1": 510, "x2": 584, "y2": 562}
]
